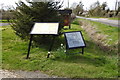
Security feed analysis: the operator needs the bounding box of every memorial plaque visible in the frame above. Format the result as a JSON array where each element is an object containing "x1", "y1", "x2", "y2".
[
  {"x1": 64, "y1": 31, "x2": 86, "y2": 49},
  {"x1": 30, "y1": 23, "x2": 59, "y2": 35}
]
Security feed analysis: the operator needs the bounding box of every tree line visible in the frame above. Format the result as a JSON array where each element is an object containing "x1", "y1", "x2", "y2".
[
  {"x1": 71, "y1": 1, "x2": 120, "y2": 18},
  {"x1": 1, "y1": 0, "x2": 120, "y2": 21},
  {"x1": 0, "y1": 0, "x2": 119, "y2": 44}
]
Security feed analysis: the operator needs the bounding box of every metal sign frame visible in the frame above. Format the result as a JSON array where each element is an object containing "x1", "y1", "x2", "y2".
[
  {"x1": 26, "y1": 22, "x2": 59, "y2": 59},
  {"x1": 64, "y1": 31, "x2": 86, "y2": 54}
]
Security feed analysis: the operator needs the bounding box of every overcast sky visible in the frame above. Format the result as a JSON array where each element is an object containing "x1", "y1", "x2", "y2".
[{"x1": 0, "y1": 0, "x2": 119, "y2": 10}]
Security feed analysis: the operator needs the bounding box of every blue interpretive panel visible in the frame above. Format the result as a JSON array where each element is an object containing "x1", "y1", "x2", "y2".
[{"x1": 64, "y1": 31, "x2": 86, "y2": 49}]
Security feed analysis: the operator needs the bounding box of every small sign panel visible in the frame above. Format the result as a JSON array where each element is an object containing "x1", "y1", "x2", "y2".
[
  {"x1": 30, "y1": 23, "x2": 59, "y2": 35},
  {"x1": 64, "y1": 31, "x2": 86, "y2": 49}
]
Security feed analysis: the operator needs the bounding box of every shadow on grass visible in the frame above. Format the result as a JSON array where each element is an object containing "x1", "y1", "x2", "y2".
[
  {"x1": 31, "y1": 35, "x2": 65, "y2": 51},
  {"x1": 28, "y1": 35, "x2": 114, "y2": 67},
  {"x1": 51, "y1": 40, "x2": 110, "y2": 67},
  {"x1": 52, "y1": 53, "x2": 109, "y2": 67}
]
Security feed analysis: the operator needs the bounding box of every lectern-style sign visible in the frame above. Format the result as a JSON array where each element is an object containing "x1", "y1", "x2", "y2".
[
  {"x1": 64, "y1": 31, "x2": 86, "y2": 54},
  {"x1": 30, "y1": 23, "x2": 59, "y2": 35},
  {"x1": 26, "y1": 22, "x2": 59, "y2": 59}
]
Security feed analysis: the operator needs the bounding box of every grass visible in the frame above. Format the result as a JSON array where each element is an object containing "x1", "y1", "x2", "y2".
[
  {"x1": 0, "y1": 19, "x2": 11, "y2": 23},
  {"x1": 77, "y1": 18, "x2": 118, "y2": 46},
  {"x1": 0, "y1": 25, "x2": 1, "y2": 69},
  {"x1": 92, "y1": 22, "x2": 118, "y2": 45},
  {"x1": 2, "y1": 21, "x2": 118, "y2": 78},
  {"x1": 108, "y1": 17, "x2": 120, "y2": 20}
]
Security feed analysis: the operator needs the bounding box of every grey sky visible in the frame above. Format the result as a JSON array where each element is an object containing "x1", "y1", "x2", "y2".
[{"x1": 0, "y1": 0, "x2": 119, "y2": 10}]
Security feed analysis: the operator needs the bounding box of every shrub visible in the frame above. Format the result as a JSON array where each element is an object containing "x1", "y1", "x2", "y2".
[{"x1": 11, "y1": 1, "x2": 63, "y2": 43}]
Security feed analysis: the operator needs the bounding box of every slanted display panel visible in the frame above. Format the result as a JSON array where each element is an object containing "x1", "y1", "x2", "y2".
[
  {"x1": 30, "y1": 23, "x2": 59, "y2": 35},
  {"x1": 64, "y1": 31, "x2": 86, "y2": 49}
]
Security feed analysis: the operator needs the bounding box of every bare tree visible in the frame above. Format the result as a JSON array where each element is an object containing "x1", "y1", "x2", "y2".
[
  {"x1": 115, "y1": 0, "x2": 118, "y2": 11},
  {"x1": 101, "y1": 2, "x2": 107, "y2": 10},
  {"x1": 72, "y1": 1, "x2": 84, "y2": 15},
  {"x1": 88, "y1": 1, "x2": 108, "y2": 17}
]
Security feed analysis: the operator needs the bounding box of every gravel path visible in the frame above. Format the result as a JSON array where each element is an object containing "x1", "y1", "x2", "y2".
[
  {"x1": 0, "y1": 70, "x2": 20, "y2": 79},
  {"x1": 0, "y1": 69, "x2": 58, "y2": 79}
]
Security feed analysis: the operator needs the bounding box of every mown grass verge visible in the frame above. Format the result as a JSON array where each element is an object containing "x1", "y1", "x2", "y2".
[
  {"x1": 2, "y1": 22, "x2": 118, "y2": 78},
  {"x1": 77, "y1": 18, "x2": 118, "y2": 53},
  {"x1": 108, "y1": 17, "x2": 120, "y2": 20}
]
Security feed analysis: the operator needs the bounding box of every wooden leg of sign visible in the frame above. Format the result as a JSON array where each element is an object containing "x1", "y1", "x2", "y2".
[
  {"x1": 82, "y1": 48, "x2": 84, "y2": 54},
  {"x1": 26, "y1": 35, "x2": 33, "y2": 59},
  {"x1": 47, "y1": 36, "x2": 55, "y2": 58}
]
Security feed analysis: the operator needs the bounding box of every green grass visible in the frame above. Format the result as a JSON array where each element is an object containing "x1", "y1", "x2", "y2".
[
  {"x1": 0, "y1": 19, "x2": 11, "y2": 23},
  {"x1": 109, "y1": 17, "x2": 120, "y2": 20},
  {"x1": 0, "y1": 25, "x2": 1, "y2": 69},
  {"x1": 91, "y1": 21, "x2": 118, "y2": 46},
  {"x1": 77, "y1": 18, "x2": 118, "y2": 46},
  {"x1": 2, "y1": 22, "x2": 118, "y2": 78}
]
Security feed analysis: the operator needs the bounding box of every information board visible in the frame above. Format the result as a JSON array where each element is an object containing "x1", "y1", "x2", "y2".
[
  {"x1": 64, "y1": 31, "x2": 86, "y2": 49},
  {"x1": 30, "y1": 23, "x2": 59, "y2": 35}
]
